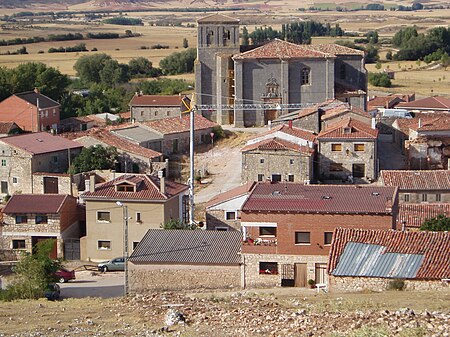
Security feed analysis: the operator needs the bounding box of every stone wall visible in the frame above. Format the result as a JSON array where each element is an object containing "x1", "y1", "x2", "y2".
[
  {"x1": 162, "y1": 129, "x2": 213, "y2": 156},
  {"x1": 398, "y1": 191, "x2": 450, "y2": 203},
  {"x1": 329, "y1": 275, "x2": 449, "y2": 292},
  {"x1": 206, "y1": 209, "x2": 240, "y2": 231},
  {"x1": 131, "y1": 106, "x2": 180, "y2": 122},
  {"x1": 129, "y1": 263, "x2": 241, "y2": 292},
  {"x1": 32, "y1": 174, "x2": 73, "y2": 195},
  {"x1": 243, "y1": 253, "x2": 328, "y2": 288}
]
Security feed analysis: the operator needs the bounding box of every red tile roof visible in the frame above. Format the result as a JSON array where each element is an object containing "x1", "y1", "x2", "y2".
[
  {"x1": 294, "y1": 99, "x2": 344, "y2": 119},
  {"x1": 249, "y1": 124, "x2": 316, "y2": 143},
  {"x1": 241, "y1": 137, "x2": 314, "y2": 154},
  {"x1": 197, "y1": 13, "x2": 240, "y2": 23},
  {"x1": 392, "y1": 114, "x2": 443, "y2": 134},
  {"x1": 0, "y1": 122, "x2": 19, "y2": 134},
  {"x1": 1, "y1": 132, "x2": 82, "y2": 155},
  {"x1": 329, "y1": 228, "x2": 450, "y2": 279},
  {"x1": 242, "y1": 183, "x2": 397, "y2": 214},
  {"x1": 321, "y1": 105, "x2": 371, "y2": 121},
  {"x1": 129, "y1": 95, "x2": 185, "y2": 107},
  {"x1": 233, "y1": 39, "x2": 332, "y2": 60},
  {"x1": 82, "y1": 174, "x2": 188, "y2": 201},
  {"x1": 317, "y1": 118, "x2": 378, "y2": 139},
  {"x1": 3, "y1": 194, "x2": 74, "y2": 214},
  {"x1": 308, "y1": 44, "x2": 365, "y2": 56},
  {"x1": 141, "y1": 113, "x2": 217, "y2": 135},
  {"x1": 398, "y1": 203, "x2": 450, "y2": 229},
  {"x1": 397, "y1": 96, "x2": 450, "y2": 110},
  {"x1": 206, "y1": 182, "x2": 255, "y2": 209},
  {"x1": 380, "y1": 170, "x2": 450, "y2": 190},
  {"x1": 367, "y1": 96, "x2": 405, "y2": 110}
]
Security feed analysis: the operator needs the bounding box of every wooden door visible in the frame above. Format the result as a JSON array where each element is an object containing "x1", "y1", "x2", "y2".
[
  {"x1": 294, "y1": 263, "x2": 307, "y2": 287},
  {"x1": 43, "y1": 177, "x2": 58, "y2": 194},
  {"x1": 315, "y1": 263, "x2": 327, "y2": 284}
]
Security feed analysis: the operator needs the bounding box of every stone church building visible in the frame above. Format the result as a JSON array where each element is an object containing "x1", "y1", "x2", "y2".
[{"x1": 195, "y1": 14, "x2": 367, "y2": 127}]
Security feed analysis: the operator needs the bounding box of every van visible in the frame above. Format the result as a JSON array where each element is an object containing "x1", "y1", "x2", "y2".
[{"x1": 382, "y1": 109, "x2": 412, "y2": 118}]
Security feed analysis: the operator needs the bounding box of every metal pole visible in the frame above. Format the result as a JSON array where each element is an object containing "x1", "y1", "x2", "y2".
[
  {"x1": 123, "y1": 205, "x2": 129, "y2": 296},
  {"x1": 189, "y1": 107, "x2": 195, "y2": 226}
]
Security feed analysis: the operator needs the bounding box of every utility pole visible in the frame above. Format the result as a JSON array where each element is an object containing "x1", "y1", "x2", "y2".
[
  {"x1": 116, "y1": 201, "x2": 129, "y2": 296},
  {"x1": 189, "y1": 106, "x2": 195, "y2": 226}
]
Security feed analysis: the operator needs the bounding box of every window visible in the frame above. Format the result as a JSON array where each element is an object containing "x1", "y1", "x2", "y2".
[
  {"x1": 422, "y1": 194, "x2": 428, "y2": 202},
  {"x1": 1, "y1": 159, "x2": 5, "y2": 166},
  {"x1": 259, "y1": 227, "x2": 276, "y2": 236},
  {"x1": 15, "y1": 215, "x2": 28, "y2": 224},
  {"x1": 97, "y1": 211, "x2": 111, "y2": 222},
  {"x1": 259, "y1": 262, "x2": 278, "y2": 275},
  {"x1": 436, "y1": 194, "x2": 441, "y2": 202},
  {"x1": 404, "y1": 194, "x2": 410, "y2": 202},
  {"x1": 340, "y1": 64, "x2": 346, "y2": 79},
  {"x1": 329, "y1": 163, "x2": 343, "y2": 172},
  {"x1": 52, "y1": 156, "x2": 58, "y2": 163},
  {"x1": 289, "y1": 159, "x2": 294, "y2": 165},
  {"x1": 140, "y1": 111, "x2": 144, "y2": 117},
  {"x1": 154, "y1": 111, "x2": 158, "y2": 116},
  {"x1": 35, "y1": 215, "x2": 48, "y2": 224},
  {"x1": 1, "y1": 181, "x2": 8, "y2": 194},
  {"x1": 215, "y1": 227, "x2": 229, "y2": 231},
  {"x1": 354, "y1": 144, "x2": 365, "y2": 152},
  {"x1": 53, "y1": 108, "x2": 56, "y2": 116},
  {"x1": 117, "y1": 184, "x2": 134, "y2": 192},
  {"x1": 288, "y1": 174, "x2": 294, "y2": 182},
  {"x1": 136, "y1": 212, "x2": 141, "y2": 222},
  {"x1": 324, "y1": 232, "x2": 333, "y2": 245},
  {"x1": 12, "y1": 240, "x2": 26, "y2": 249},
  {"x1": 12, "y1": 177, "x2": 18, "y2": 184},
  {"x1": 166, "y1": 111, "x2": 170, "y2": 116},
  {"x1": 172, "y1": 139, "x2": 179, "y2": 153},
  {"x1": 260, "y1": 158, "x2": 264, "y2": 164},
  {"x1": 133, "y1": 242, "x2": 140, "y2": 250},
  {"x1": 295, "y1": 231, "x2": 310, "y2": 244},
  {"x1": 225, "y1": 211, "x2": 236, "y2": 220},
  {"x1": 331, "y1": 143, "x2": 342, "y2": 152},
  {"x1": 301, "y1": 67, "x2": 310, "y2": 85},
  {"x1": 271, "y1": 174, "x2": 282, "y2": 182},
  {"x1": 257, "y1": 174, "x2": 264, "y2": 182},
  {"x1": 97, "y1": 240, "x2": 111, "y2": 250},
  {"x1": 352, "y1": 164, "x2": 365, "y2": 178}
]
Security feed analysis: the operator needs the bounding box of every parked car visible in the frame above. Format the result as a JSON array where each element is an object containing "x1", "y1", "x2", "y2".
[
  {"x1": 98, "y1": 257, "x2": 125, "y2": 272},
  {"x1": 55, "y1": 268, "x2": 76, "y2": 283},
  {"x1": 44, "y1": 283, "x2": 60, "y2": 301}
]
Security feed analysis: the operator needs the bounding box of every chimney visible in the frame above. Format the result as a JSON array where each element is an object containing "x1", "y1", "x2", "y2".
[
  {"x1": 164, "y1": 159, "x2": 170, "y2": 179},
  {"x1": 288, "y1": 120, "x2": 293, "y2": 129},
  {"x1": 418, "y1": 118, "x2": 422, "y2": 129},
  {"x1": 89, "y1": 174, "x2": 95, "y2": 192},
  {"x1": 268, "y1": 120, "x2": 272, "y2": 130},
  {"x1": 34, "y1": 87, "x2": 39, "y2": 94},
  {"x1": 371, "y1": 117, "x2": 376, "y2": 129},
  {"x1": 447, "y1": 158, "x2": 450, "y2": 170},
  {"x1": 158, "y1": 170, "x2": 165, "y2": 194}
]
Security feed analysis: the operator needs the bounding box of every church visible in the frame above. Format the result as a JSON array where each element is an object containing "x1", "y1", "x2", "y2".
[{"x1": 195, "y1": 14, "x2": 367, "y2": 127}]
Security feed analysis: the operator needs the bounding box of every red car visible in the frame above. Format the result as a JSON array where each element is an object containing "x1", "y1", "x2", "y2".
[{"x1": 55, "y1": 268, "x2": 76, "y2": 283}]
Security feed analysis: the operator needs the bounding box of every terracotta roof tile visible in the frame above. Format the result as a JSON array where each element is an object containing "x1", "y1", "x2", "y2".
[
  {"x1": 249, "y1": 124, "x2": 316, "y2": 143},
  {"x1": 206, "y1": 182, "x2": 255, "y2": 209},
  {"x1": 367, "y1": 95, "x2": 405, "y2": 110},
  {"x1": 3, "y1": 194, "x2": 73, "y2": 214},
  {"x1": 82, "y1": 174, "x2": 188, "y2": 201},
  {"x1": 398, "y1": 203, "x2": 450, "y2": 229},
  {"x1": 1, "y1": 132, "x2": 83, "y2": 155},
  {"x1": 397, "y1": 96, "x2": 450, "y2": 110},
  {"x1": 0, "y1": 122, "x2": 19, "y2": 134},
  {"x1": 129, "y1": 95, "x2": 186, "y2": 107},
  {"x1": 380, "y1": 170, "x2": 450, "y2": 190},
  {"x1": 321, "y1": 105, "x2": 371, "y2": 121},
  {"x1": 233, "y1": 39, "x2": 332, "y2": 60},
  {"x1": 308, "y1": 44, "x2": 365, "y2": 56},
  {"x1": 241, "y1": 137, "x2": 314, "y2": 154},
  {"x1": 317, "y1": 118, "x2": 378, "y2": 139},
  {"x1": 329, "y1": 228, "x2": 450, "y2": 279},
  {"x1": 242, "y1": 183, "x2": 397, "y2": 214},
  {"x1": 141, "y1": 113, "x2": 217, "y2": 135}
]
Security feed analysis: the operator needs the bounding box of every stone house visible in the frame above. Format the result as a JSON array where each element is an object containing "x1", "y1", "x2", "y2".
[
  {"x1": 0, "y1": 89, "x2": 60, "y2": 132},
  {"x1": 397, "y1": 203, "x2": 450, "y2": 230},
  {"x1": 0, "y1": 194, "x2": 82, "y2": 259},
  {"x1": 380, "y1": 170, "x2": 450, "y2": 204},
  {"x1": 81, "y1": 174, "x2": 188, "y2": 262},
  {"x1": 128, "y1": 229, "x2": 242, "y2": 292},
  {"x1": 110, "y1": 124, "x2": 164, "y2": 154},
  {"x1": 195, "y1": 14, "x2": 367, "y2": 127},
  {"x1": 205, "y1": 182, "x2": 255, "y2": 231},
  {"x1": 129, "y1": 94, "x2": 188, "y2": 122},
  {"x1": 140, "y1": 113, "x2": 217, "y2": 156},
  {"x1": 396, "y1": 96, "x2": 450, "y2": 114},
  {"x1": 70, "y1": 128, "x2": 164, "y2": 174},
  {"x1": 0, "y1": 122, "x2": 22, "y2": 138},
  {"x1": 320, "y1": 105, "x2": 372, "y2": 130},
  {"x1": 328, "y1": 228, "x2": 450, "y2": 292},
  {"x1": 59, "y1": 116, "x2": 101, "y2": 132},
  {"x1": 317, "y1": 118, "x2": 378, "y2": 182},
  {"x1": 240, "y1": 182, "x2": 398, "y2": 288},
  {"x1": 0, "y1": 132, "x2": 83, "y2": 196}
]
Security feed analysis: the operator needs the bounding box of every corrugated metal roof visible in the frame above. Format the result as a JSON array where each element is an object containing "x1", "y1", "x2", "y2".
[
  {"x1": 129, "y1": 229, "x2": 242, "y2": 265},
  {"x1": 332, "y1": 242, "x2": 424, "y2": 279}
]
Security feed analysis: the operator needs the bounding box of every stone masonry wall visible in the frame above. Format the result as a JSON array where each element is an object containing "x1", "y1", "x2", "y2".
[
  {"x1": 131, "y1": 106, "x2": 180, "y2": 122},
  {"x1": 206, "y1": 209, "x2": 240, "y2": 231},
  {"x1": 329, "y1": 275, "x2": 449, "y2": 292},
  {"x1": 129, "y1": 263, "x2": 241, "y2": 292}
]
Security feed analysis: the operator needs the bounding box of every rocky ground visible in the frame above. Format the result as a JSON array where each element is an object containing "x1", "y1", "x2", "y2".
[{"x1": 1, "y1": 288, "x2": 449, "y2": 336}]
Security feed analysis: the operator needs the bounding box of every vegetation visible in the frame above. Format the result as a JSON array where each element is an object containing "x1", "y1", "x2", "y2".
[
  {"x1": 87, "y1": 32, "x2": 120, "y2": 39},
  {"x1": 128, "y1": 57, "x2": 162, "y2": 78},
  {"x1": 420, "y1": 215, "x2": 450, "y2": 231},
  {"x1": 335, "y1": 40, "x2": 379, "y2": 63},
  {"x1": 368, "y1": 73, "x2": 392, "y2": 87},
  {"x1": 159, "y1": 48, "x2": 196, "y2": 75},
  {"x1": 69, "y1": 145, "x2": 119, "y2": 174},
  {"x1": 161, "y1": 219, "x2": 196, "y2": 230},
  {"x1": 74, "y1": 53, "x2": 129, "y2": 85},
  {"x1": 137, "y1": 78, "x2": 193, "y2": 95},
  {"x1": 387, "y1": 279, "x2": 406, "y2": 291},
  {"x1": 48, "y1": 43, "x2": 88, "y2": 53},
  {"x1": 103, "y1": 17, "x2": 143, "y2": 26},
  {"x1": 0, "y1": 239, "x2": 61, "y2": 301}
]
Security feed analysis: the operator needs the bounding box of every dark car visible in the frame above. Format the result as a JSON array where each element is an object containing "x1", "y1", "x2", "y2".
[
  {"x1": 44, "y1": 283, "x2": 60, "y2": 301},
  {"x1": 98, "y1": 257, "x2": 125, "y2": 272},
  {"x1": 55, "y1": 268, "x2": 76, "y2": 283}
]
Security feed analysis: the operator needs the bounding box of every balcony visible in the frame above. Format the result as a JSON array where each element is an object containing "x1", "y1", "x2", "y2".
[{"x1": 242, "y1": 238, "x2": 277, "y2": 254}]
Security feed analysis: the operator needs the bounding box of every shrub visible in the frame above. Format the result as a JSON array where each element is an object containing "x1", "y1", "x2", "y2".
[
  {"x1": 387, "y1": 278, "x2": 405, "y2": 291},
  {"x1": 368, "y1": 72, "x2": 392, "y2": 87}
]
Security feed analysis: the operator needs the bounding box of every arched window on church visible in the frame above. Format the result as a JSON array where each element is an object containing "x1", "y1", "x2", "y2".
[
  {"x1": 206, "y1": 30, "x2": 214, "y2": 46},
  {"x1": 301, "y1": 67, "x2": 311, "y2": 85},
  {"x1": 223, "y1": 29, "x2": 231, "y2": 46}
]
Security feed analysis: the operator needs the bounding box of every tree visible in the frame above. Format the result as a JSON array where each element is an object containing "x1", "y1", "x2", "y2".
[
  {"x1": 128, "y1": 57, "x2": 158, "y2": 77},
  {"x1": 368, "y1": 73, "x2": 391, "y2": 87},
  {"x1": 69, "y1": 145, "x2": 119, "y2": 174},
  {"x1": 182, "y1": 38, "x2": 188, "y2": 48},
  {"x1": 74, "y1": 53, "x2": 113, "y2": 84},
  {"x1": 375, "y1": 62, "x2": 382, "y2": 70},
  {"x1": 366, "y1": 31, "x2": 379, "y2": 44},
  {"x1": 242, "y1": 26, "x2": 249, "y2": 46},
  {"x1": 159, "y1": 48, "x2": 196, "y2": 75},
  {"x1": 0, "y1": 239, "x2": 61, "y2": 301},
  {"x1": 420, "y1": 215, "x2": 450, "y2": 231},
  {"x1": 161, "y1": 219, "x2": 196, "y2": 230},
  {"x1": 365, "y1": 44, "x2": 380, "y2": 63}
]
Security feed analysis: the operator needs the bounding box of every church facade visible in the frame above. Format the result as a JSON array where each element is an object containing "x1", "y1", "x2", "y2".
[{"x1": 195, "y1": 14, "x2": 367, "y2": 127}]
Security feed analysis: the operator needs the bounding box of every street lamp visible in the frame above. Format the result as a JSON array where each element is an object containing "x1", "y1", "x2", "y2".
[{"x1": 116, "y1": 201, "x2": 129, "y2": 296}]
